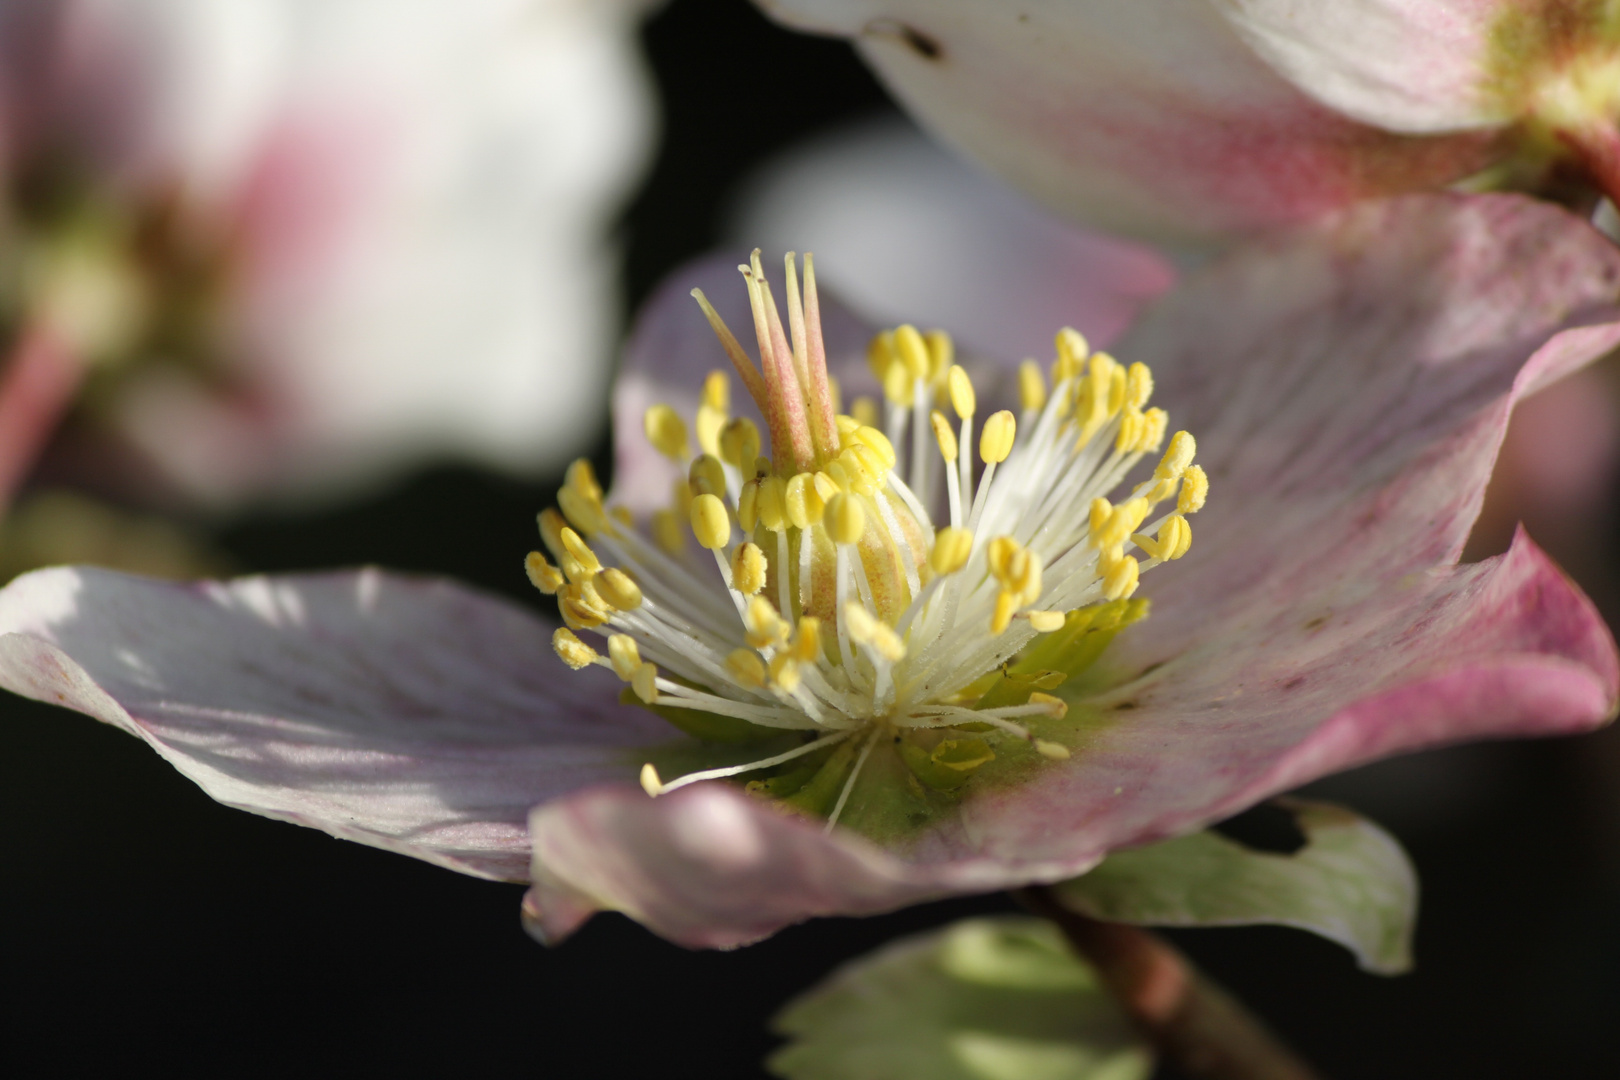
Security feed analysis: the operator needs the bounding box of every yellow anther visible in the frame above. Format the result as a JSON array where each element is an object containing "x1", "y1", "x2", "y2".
[
  {"x1": 1163, "y1": 515, "x2": 1194, "y2": 560},
  {"x1": 596, "y1": 567, "x2": 644, "y2": 611},
  {"x1": 1105, "y1": 359, "x2": 1127, "y2": 416},
  {"x1": 824, "y1": 459, "x2": 855, "y2": 497},
  {"x1": 948, "y1": 365, "x2": 976, "y2": 418},
  {"x1": 1029, "y1": 692, "x2": 1068, "y2": 720},
  {"x1": 930, "y1": 527, "x2": 974, "y2": 575},
  {"x1": 640, "y1": 762, "x2": 664, "y2": 796},
  {"x1": 726, "y1": 648, "x2": 766, "y2": 688},
  {"x1": 792, "y1": 617, "x2": 822, "y2": 663},
  {"x1": 751, "y1": 455, "x2": 773, "y2": 479},
  {"x1": 525, "y1": 551, "x2": 565, "y2": 595},
  {"x1": 690, "y1": 493, "x2": 731, "y2": 550},
  {"x1": 731, "y1": 542, "x2": 768, "y2": 594},
  {"x1": 1102, "y1": 553, "x2": 1141, "y2": 600},
  {"x1": 689, "y1": 454, "x2": 726, "y2": 498},
  {"x1": 826, "y1": 493, "x2": 866, "y2": 545},
  {"x1": 559, "y1": 528, "x2": 601, "y2": 577},
  {"x1": 719, "y1": 417, "x2": 761, "y2": 468},
  {"x1": 559, "y1": 583, "x2": 610, "y2": 630},
  {"x1": 757, "y1": 475, "x2": 789, "y2": 531},
  {"x1": 1089, "y1": 498, "x2": 1112, "y2": 538},
  {"x1": 537, "y1": 504, "x2": 567, "y2": 548},
  {"x1": 926, "y1": 329, "x2": 954, "y2": 380},
  {"x1": 850, "y1": 425, "x2": 896, "y2": 469},
  {"x1": 846, "y1": 443, "x2": 888, "y2": 484},
  {"x1": 1125, "y1": 362, "x2": 1154, "y2": 410},
  {"x1": 702, "y1": 369, "x2": 729, "y2": 412},
  {"x1": 552, "y1": 627, "x2": 598, "y2": 670},
  {"x1": 991, "y1": 590, "x2": 1018, "y2": 635},
  {"x1": 558, "y1": 487, "x2": 609, "y2": 537},
  {"x1": 844, "y1": 602, "x2": 906, "y2": 662},
  {"x1": 1140, "y1": 408, "x2": 1168, "y2": 453},
  {"x1": 882, "y1": 359, "x2": 914, "y2": 406},
  {"x1": 696, "y1": 405, "x2": 726, "y2": 459},
  {"x1": 632, "y1": 661, "x2": 659, "y2": 704},
  {"x1": 894, "y1": 324, "x2": 930, "y2": 379},
  {"x1": 1178, "y1": 465, "x2": 1208, "y2": 515},
  {"x1": 746, "y1": 596, "x2": 791, "y2": 650},
  {"x1": 979, "y1": 410, "x2": 1016, "y2": 463},
  {"x1": 867, "y1": 330, "x2": 897, "y2": 382},
  {"x1": 812, "y1": 471, "x2": 842, "y2": 502},
  {"x1": 608, "y1": 634, "x2": 642, "y2": 680},
  {"x1": 671, "y1": 476, "x2": 694, "y2": 516},
  {"x1": 986, "y1": 535, "x2": 1017, "y2": 580},
  {"x1": 769, "y1": 651, "x2": 802, "y2": 692},
  {"x1": 1018, "y1": 360, "x2": 1047, "y2": 413},
  {"x1": 1115, "y1": 407, "x2": 1145, "y2": 454},
  {"x1": 1034, "y1": 739, "x2": 1071, "y2": 761},
  {"x1": 1155, "y1": 430, "x2": 1197, "y2": 481},
  {"x1": 1097, "y1": 497, "x2": 1150, "y2": 550},
  {"x1": 652, "y1": 509, "x2": 684, "y2": 554},
  {"x1": 565, "y1": 458, "x2": 603, "y2": 504},
  {"x1": 1056, "y1": 327, "x2": 1089, "y2": 373},
  {"x1": 835, "y1": 414, "x2": 861, "y2": 437},
  {"x1": 644, "y1": 404, "x2": 688, "y2": 461},
  {"x1": 785, "y1": 473, "x2": 823, "y2": 529},
  {"x1": 1026, "y1": 610, "x2": 1066, "y2": 633},
  {"x1": 851, "y1": 396, "x2": 879, "y2": 428},
  {"x1": 930, "y1": 410, "x2": 958, "y2": 462},
  {"x1": 737, "y1": 479, "x2": 760, "y2": 532}
]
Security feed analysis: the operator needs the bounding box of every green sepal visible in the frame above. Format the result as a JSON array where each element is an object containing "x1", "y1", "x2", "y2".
[
  {"x1": 972, "y1": 599, "x2": 1149, "y2": 711},
  {"x1": 900, "y1": 734, "x2": 996, "y2": 791},
  {"x1": 620, "y1": 687, "x2": 780, "y2": 744},
  {"x1": 780, "y1": 737, "x2": 860, "y2": 817}
]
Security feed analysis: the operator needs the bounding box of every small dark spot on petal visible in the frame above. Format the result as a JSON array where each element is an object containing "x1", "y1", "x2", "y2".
[
  {"x1": 1282, "y1": 676, "x2": 1306, "y2": 691},
  {"x1": 1115, "y1": 700, "x2": 1138, "y2": 711},
  {"x1": 866, "y1": 18, "x2": 943, "y2": 60},
  {"x1": 1214, "y1": 802, "x2": 1307, "y2": 855},
  {"x1": 1303, "y1": 615, "x2": 1328, "y2": 631}
]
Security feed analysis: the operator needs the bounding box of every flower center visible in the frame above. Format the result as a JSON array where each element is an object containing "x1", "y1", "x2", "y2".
[{"x1": 529, "y1": 251, "x2": 1208, "y2": 833}]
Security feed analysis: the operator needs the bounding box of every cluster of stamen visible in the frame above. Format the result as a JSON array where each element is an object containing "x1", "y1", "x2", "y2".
[{"x1": 528, "y1": 251, "x2": 1208, "y2": 832}]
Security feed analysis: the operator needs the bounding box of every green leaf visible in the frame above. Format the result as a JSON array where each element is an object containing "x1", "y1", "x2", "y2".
[
  {"x1": 1053, "y1": 798, "x2": 1416, "y2": 974},
  {"x1": 769, "y1": 917, "x2": 1153, "y2": 1080}
]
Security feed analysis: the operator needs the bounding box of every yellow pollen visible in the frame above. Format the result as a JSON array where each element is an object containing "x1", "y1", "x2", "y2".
[
  {"x1": 930, "y1": 527, "x2": 974, "y2": 575},
  {"x1": 644, "y1": 404, "x2": 688, "y2": 462},
  {"x1": 769, "y1": 651, "x2": 803, "y2": 691},
  {"x1": 608, "y1": 634, "x2": 642, "y2": 680},
  {"x1": 726, "y1": 648, "x2": 767, "y2": 687},
  {"x1": 731, "y1": 541, "x2": 768, "y2": 594},
  {"x1": 746, "y1": 595, "x2": 790, "y2": 650},
  {"x1": 1102, "y1": 552, "x2": 1141, "y2": 600},
  {"x1": 930, "y1": 410, "x2": 958, "y2": 462},
  {"x1": 979, "y1": 410, "x2": 1016, "y2": 463},
  {"x1": 632, "y1": 662, "x2": 659, "y2": 704},
  {"x1": 948, "y1": 365, "x2": 976, "y2": 418},
  {"x1": 552, "y1": 628, "x2": 597, "y2": 670},
  {"x1": 559, "y1": 584, "x2": 609, "y2": 630},
  {"x1": 1179, "y1": 465, "x2": 1209, "y2": 514},
  {"x1": 596, "y1": 567, "x2": 643, "y2": 610},
  {"x1": 1125, "y1": 362, "x2": 1154, "y2": 410},
  {"x1": 793, "y1": 617, "x2": 822, "y2": 662},
  {"x1": 785, "y1": 473, "x2": 824, "y2": 528},
  {"x1": 844, "y1": 601, "x2": 906, "y2": 662},
  {"x1": 826, "y1": 493, "x2": 865, "y2": 545},
  {"x1": 1018, "y1": 360, "x2": 1047, "y2": 413},
  {"x1": 1156, "y1": 431, "x2": 1197, "y2": 481},
  {"x1": 525, "y1": 551, "x2": 565, "y2": 595},
  {"x1": 690, "y1": 493, "x2": 731, "y2": 550}
]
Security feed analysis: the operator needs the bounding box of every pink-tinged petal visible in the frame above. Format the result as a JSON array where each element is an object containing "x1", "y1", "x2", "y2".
[
  {"x1": 728, "y1": 117, "x2": 1178, "y2": 359},
  {"x1": 755, "y1": 1, "x2": 1496, "y2": 241},
  {"x1": 0, "y1": 566, "x2": 665, "y2": 881},
  {"x1": 1219, "y1": 1, "x2": 1504, "y2": 133},
  {"x1": 532, "y1": 194, "x2": 1620, "y2": 944},
  {"x1": 524, "y1": 784, "x2": 960, "y2": 947},
  {"x1": 612, "y1": 251, "x2": 874, "y2": 514}
]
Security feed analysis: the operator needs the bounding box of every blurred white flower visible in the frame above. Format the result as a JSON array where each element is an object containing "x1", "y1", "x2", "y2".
[{"x1": 0, "y1": 0, "x2": 657, "y2": 510}]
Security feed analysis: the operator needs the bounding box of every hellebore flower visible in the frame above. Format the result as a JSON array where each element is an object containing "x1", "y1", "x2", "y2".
[
  {"x1": 1, "y1": 194, "x2": 1617, "y2": 949},
  {"x1": 0, "y1": 0, "x2": 655, "y2": 511},
  {"x1": 753, "y1": 0, "x2": 1620, "y2": 243}
]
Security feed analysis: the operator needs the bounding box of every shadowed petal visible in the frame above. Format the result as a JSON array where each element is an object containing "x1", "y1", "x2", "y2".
[{"x1": 0, "y1": 566, "x2": 664, "y2": 880}]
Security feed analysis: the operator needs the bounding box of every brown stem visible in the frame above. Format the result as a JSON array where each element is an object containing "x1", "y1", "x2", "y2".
[
  {"x1": 1557, "y1": 121, "x2": 1620, "y2": 210},
  {"x1": 1018, "y1": 886, "x2": 1325, "y2": 1080},
  {"x1": 0, "y1": 324, "x2": 85, "y2": 515}
]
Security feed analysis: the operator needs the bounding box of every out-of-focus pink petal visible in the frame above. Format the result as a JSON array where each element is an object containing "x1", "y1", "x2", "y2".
[
  {"x1": 0, "y1": 566, "x2": 664, "y2": 880},
  {"x1": 728, "y1": 117, "x2": 1178, "y2": 359},
  {"x1": 529, "y1": 194, "x2": 1620, "y2": 944},
  {"x1": 755, "y1": 0, "x2": 1495, "y2": 241},
  {"x1": 1218, "y1": 1, "x2": 1503, "y2": 133},
  {"x1": 612, "y1": 251, "x2": 874, "y2": 515}
]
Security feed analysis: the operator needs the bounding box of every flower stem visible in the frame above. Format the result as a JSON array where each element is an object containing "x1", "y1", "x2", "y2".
[
  {"x1": 0, "y1": 325, "x2": 84, "y2": 516},
  {"x1": 1018, "y1": 886, "x2": 1325, "y2": 1080}
]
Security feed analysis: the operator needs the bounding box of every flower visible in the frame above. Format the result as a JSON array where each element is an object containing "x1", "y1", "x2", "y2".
[
  {"x1": 752, "y1": 0, "x2": 1620, "y2": 242},
  {"x1": 0, "y1": 194, "x2": 1616, "y2": 948},
  {"x1": 0, "y1": 0, "x2": 656, "y2": 511}
]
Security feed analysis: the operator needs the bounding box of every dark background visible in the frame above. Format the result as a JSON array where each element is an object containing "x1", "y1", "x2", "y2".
[{"x1": 7, "y1": 3, "x2": 1620, "y2": 1076}]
